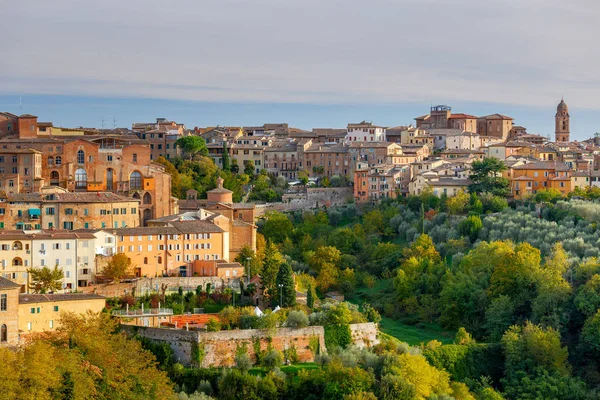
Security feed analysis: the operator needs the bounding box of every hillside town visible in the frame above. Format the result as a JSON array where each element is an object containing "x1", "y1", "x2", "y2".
[{"x1": 4, "y1": 99, "x2": 600, "y2": 399}]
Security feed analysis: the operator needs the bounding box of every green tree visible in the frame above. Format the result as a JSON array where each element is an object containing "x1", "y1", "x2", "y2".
[
  {"x1": 458, "y1": 215, "x2": 483, "y2": 242},
  {"x1": 276, "y1": 262, "x2": 296, "y2": 307},
  {"x1": 307, "y1": 282, "x2": 315, "y2": 309},
  {"x1": 446, "y1": 190, "x2": 470, "y2": 215},
  {"x1": 262, "y1": 241, "x2": 284, "y2": 302},
  {"x1": 28, "y1": 266, "x2": 64, "y2": 293},
  {"x1": 484, "y1": 295, "x2": 516, "y2": 341},
  {"x1": 221, "y1": 142, "x2": 231, "y2": 171},
  {"x1": 309, "y1": 246, "x2": 342, "y2": 291},
  {"x1": 579, "y1": 309, "x2": 600, "y2": 360},
  {"x1": 244, "y1": 160, "x2": 255, "y2": 176},
  {"x1": 175, "y1": 135, "x2": 208, "y2": 160},
  {"x1": 261, "y1": 212, "x2": 294, "y2": 243},
  {"x1": 502, "y1": 322, "x2": 570, "y2": 378},
  {"x1": 468, "y1": 158, "x2": 510, "y2": 196},
  {"x1": 534, "y1": 188, "x2": 563, "y2": 203},
  {"x1": 574, "y1": 274, "x2": 600, "y2": 318},
  {"x1": 102, "y1": 253, "x2": 134, "y2": 282},
  {"x1": 231, "y1": 158, "x2": 240, "y2": 173}
]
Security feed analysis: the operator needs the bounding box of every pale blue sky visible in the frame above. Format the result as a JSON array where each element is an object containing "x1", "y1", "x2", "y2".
[{"x1": 1, "y1": 0, "x2": 598, "y2": 138}]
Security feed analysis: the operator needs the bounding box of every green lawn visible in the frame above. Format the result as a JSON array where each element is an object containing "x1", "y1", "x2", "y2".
[
  {"x1": 249, "y1": 362, "x2": 319, "y2": 376},
  {"x1": 379, "y1": 317, "x2": 455, "y2": 346}
]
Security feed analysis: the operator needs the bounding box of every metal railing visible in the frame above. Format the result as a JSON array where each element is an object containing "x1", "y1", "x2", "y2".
[{"x1": 112, "y1": 308, "x2": 173, "y2": 317}]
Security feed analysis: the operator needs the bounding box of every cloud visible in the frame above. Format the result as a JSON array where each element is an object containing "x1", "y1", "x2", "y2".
[{"x1": 2, "y1": 0, "x2": 599, "y2": 109}]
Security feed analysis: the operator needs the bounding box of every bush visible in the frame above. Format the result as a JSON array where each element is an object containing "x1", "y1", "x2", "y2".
[
  {"x1": 206, "y1": 318, "x2": 221, "y2": 332},
  {"x1": 423, "y1": 343, "x2": 504, "y2": 384},
  {"x1": 324, "y1": 324, "x2": 352, "y2": 349},
  {"x1": 286, "y1": 310, "x2": 309, "y2": 328},
  {"x1": 261, "y1": 348, "x2": 283, "y2": 370}
]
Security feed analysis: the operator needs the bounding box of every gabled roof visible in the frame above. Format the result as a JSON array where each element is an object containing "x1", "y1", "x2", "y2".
[
  {"x1": 0, "y1": 276, "x2": 21, "y2": 289},
  {"x1": 448, "y1": 113, "x2": 477, "y2": 119},
  {"x1": 480, "y1": 113, "x2": 514, "y2": 120}
]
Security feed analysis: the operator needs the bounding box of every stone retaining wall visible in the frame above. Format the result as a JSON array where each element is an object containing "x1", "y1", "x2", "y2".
[{"x1": 129, "y1": 322, "x2": 379, "y2": 367}]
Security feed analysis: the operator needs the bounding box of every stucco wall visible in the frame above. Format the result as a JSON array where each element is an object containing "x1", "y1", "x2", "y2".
[{"x1": 129, "y1": 322, "x2": 379, "y2": 367}]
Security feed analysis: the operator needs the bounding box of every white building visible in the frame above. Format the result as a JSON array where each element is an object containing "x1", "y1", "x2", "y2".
[
  {"x1": 346, "y1": 121, "x2": 386, "y2": 142},
  {"x1": 30, "y1": 230, "x2": 97, "y2": 292},
  {"x1": 446, "y1": 132, "x2": 480, "y2": 151}
]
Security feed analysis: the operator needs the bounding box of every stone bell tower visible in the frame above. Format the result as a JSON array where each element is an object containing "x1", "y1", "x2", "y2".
[{"x1": 555, "y1": 98, "x2": 570, "y2": 142}]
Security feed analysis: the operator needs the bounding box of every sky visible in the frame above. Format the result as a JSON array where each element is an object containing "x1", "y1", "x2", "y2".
[{"x1": 2, "y1": 0, "x2": 599, "y2": 139}]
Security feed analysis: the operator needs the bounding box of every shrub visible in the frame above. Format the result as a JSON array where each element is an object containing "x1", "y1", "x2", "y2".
[
  {"x1": 262, "y1": 348, "x2": 283, "y2": 370},
  {"x1": 206, "y1": 318, "x2": 221, "y2": 332},
  {"x1": 286, "y1": 310, "x2": 309, "y2": 328},
  {"x1": 325, "y1": 325, "x2": 352, "y2": 349}
]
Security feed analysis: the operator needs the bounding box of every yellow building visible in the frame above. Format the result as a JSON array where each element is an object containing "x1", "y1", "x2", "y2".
[
  {"x1": 0, "y1": 277, "x2": 21, "y2": 346},
  {"x1": 18, "y1": 293, "x2": 105, "y2": 335},
  {"x1": 0, "y1": 233, "x2": 33, "y2": 291},
  {"x1": 511, "y1": 161, "x2": 571, "y2": 199}
]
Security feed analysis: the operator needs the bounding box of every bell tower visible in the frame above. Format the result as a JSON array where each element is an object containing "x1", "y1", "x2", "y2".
[{"x1": 555, "y1": 98, "x2": 570, "y2": 142}]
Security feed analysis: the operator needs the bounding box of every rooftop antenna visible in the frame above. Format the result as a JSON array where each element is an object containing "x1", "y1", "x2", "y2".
[
  {"x1": 101, "y1": 118, "x2": 105, "y2": 129},
  {"x1": 113, "y1": 117, "x2": 117, "y2": 129},
  {"x1": 19, "y1": 97, "x2": 22, "y2": 114}
]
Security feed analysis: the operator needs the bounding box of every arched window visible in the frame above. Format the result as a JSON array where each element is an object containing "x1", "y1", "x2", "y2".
[
  {"x1": 50, "y1": 171, "x2": 59, "y2": 186},
  {"x1": 129, "y1": 171, "x2": 142, "y2": 190},
  {"x1": 77, "y1": 150, "x2": 85, "y2": 165},
  {"x1": 157, "y1": 256, "x2": 162, "y2": 264},
  {"x1": 55, "y1": 156, "x2": 62, "y2": 166},
  {"x1": 132, "y1": 192, "x2": 141, "y2": 200},
  {"x1": 12, "y1": 257, "x2": 23, "y2": 266},
  {"x1": 143, "y1": 257, "x2": 148, "y2": 264},
  {"x1": 75, "y1": 168, "x2": 87, "y2": 189},
  {"x1": 48, "y1": 156, "x2": 54, "y2": 166},
  {"x1": 0, "y1": 324, "x2": 6, "y2": 342},
  {"x1": 143, "y1": 192, "x2": 152, "y2": 205},
  {"x1": 12, "y1": 241, "x2": 22, "y2": 250}
]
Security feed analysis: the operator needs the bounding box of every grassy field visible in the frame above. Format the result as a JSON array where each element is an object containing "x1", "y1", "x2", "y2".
[
  {"x1": 347, "y1": 278, "x2": 455, "y2": 346},
  {"x1": 249, "y1": 362, "x2": 319, "y2": 376},
  {"x1": 378, "y1": 317, "x2": 455, "y2": 345}
]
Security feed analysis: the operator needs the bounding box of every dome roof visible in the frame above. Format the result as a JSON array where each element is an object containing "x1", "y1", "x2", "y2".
[{"x1": 557, "y1": 99, "x2": 568, "y2": 112}]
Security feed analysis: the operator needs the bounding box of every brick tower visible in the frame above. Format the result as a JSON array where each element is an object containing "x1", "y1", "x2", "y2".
[{"x1": 555, "y1": 98, "x2": 570, "y2": 142}]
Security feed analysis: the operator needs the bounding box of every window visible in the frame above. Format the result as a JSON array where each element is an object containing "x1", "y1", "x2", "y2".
[
  {"x1": 129, "y1": 171, "x2": 142, "y2": 190},
  {"x1": 55, "y1": 156, "x2": 62, "y2": 166},
  {"x1": 31, "y1": 307, "x2": 35, "y2": 314},
  {"x1": 49, "y1": 320, "x2": 54, "y2": 329},
  {"x1": 46, "y1": 207, "x2": 55, "y2": 215},
  {"x1": 107, "y1": 155, "x2": 113, "y2": 161},
  {"x1": 0, "y1": 324, "x2": 5, "y2": 342},
  {"x1": 144, "y1": 257, "x2": 148, "y2": 264},
  {"x1": 48, "y1": 156, "x2": 54, "y2": 166},
  {"x1": 27, "y1": 322, "x2": 31, "y2": 331},
  {"x1": 132, "y1": 153, "x2": 138, "y2": 163},
  {"x1": 75, "y1": 168, "x2": 87, "y2": 189},
  {"x1": 53, "y1": 243, "x2": 60, "y2": 250},
  {"x1": 77, "y1": 150, "x2": 85, "y2": 165},
  {"x1": 65, "y1": 208, "x2": 73, "y2": 215},
  {"x1": 131, "y1": 208, "x2": 137, "y2": 214},
  {"x1": 0, "y1": 294, "x2": 6, "y2": 311},
  {"x1": 83, "y1": 208, "x2": 89, "y2": 216}
]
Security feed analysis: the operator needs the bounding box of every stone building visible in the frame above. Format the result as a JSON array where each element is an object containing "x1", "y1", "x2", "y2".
[
  {"x1": 18, "y1": 293, "x2": 105, "y2": 335},
  {"x1": 0, "y1": 187, "x2": 140, "y2": 230},
  {"x1": 346, "y1": 121, "x2": 386, "y2": 142},
  {"x1": 476, "y1": 114, "x2": 514, "y2": 139},
  {"x1": 0, "y1": 148, "x2": 44, "y2": 194},
  {"x1": 0, "y1": 277, "x2": 21, "y2": 346},
  {"x1": 150, "y1": 178, "x2": 257, "y2": 262},
  {"x1": 132, "y1": 118, "x2": 184, "y2": 161},
  {"x1": 0, "y1": 115, "x2": 177, "y2": 223},
  {"x1": 555, "y1": 99, "x2": 570, "y2": 143},
  {"x1": 264, "y1": 139, "x2": 300, "y2": 179}
]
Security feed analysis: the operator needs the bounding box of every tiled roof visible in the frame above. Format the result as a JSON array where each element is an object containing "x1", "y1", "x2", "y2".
[
  {"x1": 481, "y1": 114, "x2": 514, "y2": 120},
  {"x1": 111, "y1": 226, "x2": 181, "y2": 236},
  {"x1": 0, "y1": 229, "x2": 96, "y2": 240},
  {"x1": 8, "y1": 192, "x2": 138, "y2": 204},
  {"x1": 19, "y1": 293, "x2": 105, "y2": 304},
  {"x1": 0, "y1": 277, "x2": 21, "y2": 289},
  {"x1": 448, "y1": 113, "x2": 477, "y2": 119},
  {"x1": 168, "y1": 221, "x2": 224, "y2": 233},
  {"x1": 512, "y1": 161, "x2": 571, "y2": 171}
]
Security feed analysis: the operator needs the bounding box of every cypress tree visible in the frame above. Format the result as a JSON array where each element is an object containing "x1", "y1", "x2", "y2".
[
  {"x1": 307, "y1": 283, "x2": 314, "y2": 309},
  {"x1": 276, "y1": 262, "x2": 296, "y2": 307},
  {"x1": 222, "y1": 142, "x2": 231, "y2": 171}
]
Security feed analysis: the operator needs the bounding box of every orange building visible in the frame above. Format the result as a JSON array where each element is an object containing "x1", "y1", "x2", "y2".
[
  {"x1": 511, "y1": 161, "x2": 571, "y2": 199},
  {"x1": 112, "y1": 221, "x2": 228, "y2": 278}
]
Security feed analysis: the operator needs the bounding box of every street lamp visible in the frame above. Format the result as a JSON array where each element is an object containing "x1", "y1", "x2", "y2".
[{"x1": 278, "y1": 283, "x2": 283, "y2": 307}]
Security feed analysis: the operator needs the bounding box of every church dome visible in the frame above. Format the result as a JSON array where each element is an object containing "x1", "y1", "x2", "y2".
[{"x1": 557, "y1": 99, "x2": 568, "y2": 112}]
